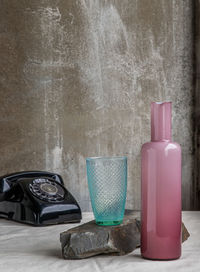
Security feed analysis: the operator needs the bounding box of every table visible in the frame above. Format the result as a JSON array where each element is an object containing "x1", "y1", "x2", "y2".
[{"x1": 0, "y1": 212, "x2": 199, "y2": 272}]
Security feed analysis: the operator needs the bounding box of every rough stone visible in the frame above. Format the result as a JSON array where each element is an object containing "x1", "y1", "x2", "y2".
[{"x1": 60, "y1": 211, "x2": 190, "y2": 259}]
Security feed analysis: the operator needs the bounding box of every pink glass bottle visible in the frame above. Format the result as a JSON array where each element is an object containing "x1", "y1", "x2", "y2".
[{"x1": 141, "y1": 102, "x2": 182, "y2": 260}]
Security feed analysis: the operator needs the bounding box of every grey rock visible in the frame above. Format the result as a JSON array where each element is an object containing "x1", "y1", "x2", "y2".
[{"x1": 60, "y1": 211, "x2": 190, "y2": 259}]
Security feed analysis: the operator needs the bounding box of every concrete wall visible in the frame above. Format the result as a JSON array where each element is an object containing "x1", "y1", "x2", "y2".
[
  {"x1": 194, "y1": 0, "x2": 200, "y2": 210},
  {"x1": 0, "y1": 0, "x2": 194, "y2": 211}
]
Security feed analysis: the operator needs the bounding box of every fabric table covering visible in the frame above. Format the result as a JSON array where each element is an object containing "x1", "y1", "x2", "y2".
[{"x1": 0, "y1": 211, "x2": 199, "y2": 272}]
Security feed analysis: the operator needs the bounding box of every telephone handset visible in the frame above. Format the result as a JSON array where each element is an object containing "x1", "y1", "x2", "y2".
[
  {"x1": 0, "y1": 171, "x2": 81, "y2": 225},
  {"x1": 0, "y1": 171, "x2": 63, "y2": 195}
]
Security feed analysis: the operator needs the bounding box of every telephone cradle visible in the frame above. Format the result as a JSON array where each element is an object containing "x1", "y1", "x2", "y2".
[{"x1": 0, "y1": 171, "x2": 82, "y2": 226}]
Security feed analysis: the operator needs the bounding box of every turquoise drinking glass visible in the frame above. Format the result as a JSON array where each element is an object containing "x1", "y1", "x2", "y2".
[{"x1": 86, "y1": 156, "x2": 127, "y2": 226}]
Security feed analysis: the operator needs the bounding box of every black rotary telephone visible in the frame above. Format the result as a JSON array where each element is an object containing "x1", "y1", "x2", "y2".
[{"x1": 0, "y1": 171, "x2": 81, "y2": 226}]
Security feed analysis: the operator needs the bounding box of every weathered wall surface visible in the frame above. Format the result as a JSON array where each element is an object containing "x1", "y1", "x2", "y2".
[
  {"x1": 194, "y1": 0, "x2": 200, "y2": 210},
  {"x1": 0, "y1": 0, "x2": 194, "y2": 210}
]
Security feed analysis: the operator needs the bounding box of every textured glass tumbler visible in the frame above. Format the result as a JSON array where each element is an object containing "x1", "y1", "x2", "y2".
[{"x1": 86, "y1": 156, "x2": 127, "y2": 226}]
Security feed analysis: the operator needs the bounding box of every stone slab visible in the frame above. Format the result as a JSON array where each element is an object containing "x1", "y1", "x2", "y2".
[{"x1": 60, "y1": 211, "x2": 190, "y2": 259}]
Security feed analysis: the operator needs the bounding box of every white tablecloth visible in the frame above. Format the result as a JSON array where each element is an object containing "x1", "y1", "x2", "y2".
[{"x1": 0, "y1": 211, "x2": 199, "y2": 272}]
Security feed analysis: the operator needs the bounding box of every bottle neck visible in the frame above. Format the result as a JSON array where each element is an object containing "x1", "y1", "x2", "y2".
[{"x1": 151, "y1": 102, "x2": 172, "y2": 142}]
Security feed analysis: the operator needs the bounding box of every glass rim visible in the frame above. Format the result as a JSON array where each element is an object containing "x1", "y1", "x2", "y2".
[{"x1": 86, "y1": 156, "x2": 127, "y2": 161}]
